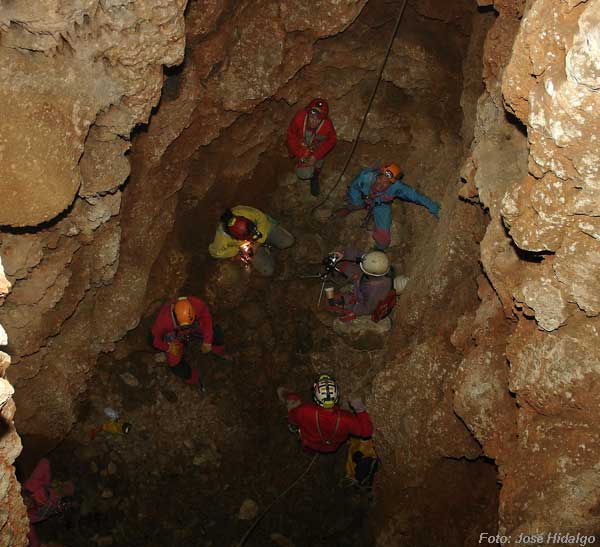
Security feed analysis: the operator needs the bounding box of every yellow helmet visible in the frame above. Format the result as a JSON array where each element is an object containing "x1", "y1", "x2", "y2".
[{"x1": 173, "y1": 297, "x2": 196, "y2": 327}]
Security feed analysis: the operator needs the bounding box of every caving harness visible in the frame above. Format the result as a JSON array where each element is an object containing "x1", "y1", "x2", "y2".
[
  {"x1": 168, "y1": 304, "x2": 202, "y2": 344},
  {"x1": 315, "y1": 408, "x2": 341, "y2": 447},
  {"x1": 360, "y1": 180, "x2": 394, "y2": 228},
  {"x1": 298, "y1": 113, "x2": 325, "y2": 164}
]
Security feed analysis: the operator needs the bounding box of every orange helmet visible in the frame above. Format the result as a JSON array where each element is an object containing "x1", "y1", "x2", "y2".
[
  {"x1": 381, "y1": 163, "x2": 401, "y2": 180},
  {"x1": 174, "y1": 297, "x2": 196, "y2": 327},
  {"x1": 307, "y1": 98, "x2": 329, "y2": 119}
]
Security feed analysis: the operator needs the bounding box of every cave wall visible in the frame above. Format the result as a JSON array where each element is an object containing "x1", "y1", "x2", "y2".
[
  {"x1": 0, "y1": 257, "x2": 28, "y2": 547},
  {"x1": 0, "y1": 1, "x2": 188, "y2": 543},
  {"x1": 455, "y1": 0, "x2": 600, "y2": 541},
  {"x1": 3, "y1": 0, "x2": 600, "y2": 545}
]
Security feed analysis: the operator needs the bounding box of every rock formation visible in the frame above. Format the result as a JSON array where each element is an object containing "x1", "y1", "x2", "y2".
[
  {"x1": 1, "y1": 0, "x2": 600, "y2": 544},
  {"x1": 456, "y1": 0, "x2": 600, "y2": 541}
]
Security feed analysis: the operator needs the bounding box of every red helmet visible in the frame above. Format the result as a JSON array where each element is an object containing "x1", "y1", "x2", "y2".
[
  {"x1": 307, "y1": 98, "x2": 329, "y2": 119},
  {"x1": 226, "y1": 215, "x2": 261, "y2": 241}
]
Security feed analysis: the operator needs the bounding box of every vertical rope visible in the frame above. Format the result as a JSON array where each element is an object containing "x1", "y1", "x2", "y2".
[
  {"x1": 310, "y1": 0, "x2": 410, "y2": 216},
  {"x1": 236, "y1": 453, "x2": 319, "y2": 546}
]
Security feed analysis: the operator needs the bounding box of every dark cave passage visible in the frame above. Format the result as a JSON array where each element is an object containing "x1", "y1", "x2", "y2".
[{"x1": 10, "y1": 0, "x2": 502, "y2": 546}]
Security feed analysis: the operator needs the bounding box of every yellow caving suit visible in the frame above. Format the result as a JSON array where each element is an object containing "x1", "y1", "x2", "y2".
[{"x1": 208, "y1": 205, "x2": 275, "y2": 259}]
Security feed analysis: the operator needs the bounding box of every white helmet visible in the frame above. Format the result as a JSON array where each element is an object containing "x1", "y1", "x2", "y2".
[
  {"x1": 360, "y1": 251, "x2": 390, "y2": 276},
  {"x1": 393, "y1": 275, "x2": 409, "y2": 293},
  {"x1": 312, "y1": 374, "x2": 339, "y2": 409}
]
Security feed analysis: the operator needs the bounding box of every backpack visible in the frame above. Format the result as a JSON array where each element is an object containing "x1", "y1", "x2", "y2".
[
  {"x1": 344, "y1": 437, "x2": 380, "y2": 489},
  {"x1": 371, "y1": 289, "x2": 397, "y2": 322}
]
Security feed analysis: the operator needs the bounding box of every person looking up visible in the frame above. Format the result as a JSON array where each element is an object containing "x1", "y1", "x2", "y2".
[
  {"x1": 287, "y1": 98, "x2": 337, "y2": 197},
  {"x1": 277, "y1": 374, "x2": 373, "y2": 454},
  {"x1": 338, "y1": 163, "x2": 440, "y2": 249}
]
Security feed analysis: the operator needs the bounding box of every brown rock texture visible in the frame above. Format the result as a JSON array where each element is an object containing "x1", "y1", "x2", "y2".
[
  {"x1": 457, "y1": 0, "x2": 600, "y2": 541},
  {"x1": 0, "y1": 1, "x2": 188, "y2": 543},
  {"x1": 0, "y1": 257, "x2": 28, "y2": 546},
  {"x1": 5, "y1": 0, "x2": 600, "y2": 542}
]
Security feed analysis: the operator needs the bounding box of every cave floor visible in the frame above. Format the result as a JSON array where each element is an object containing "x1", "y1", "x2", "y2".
[
  {"x1": 36, "y1": 265, "x2": 380, "y2": 547},
  {"x1": 32, "y1": 168, "x2": 498, "y2": 547}
]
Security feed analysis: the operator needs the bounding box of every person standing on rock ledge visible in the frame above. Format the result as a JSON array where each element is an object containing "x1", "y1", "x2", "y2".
[
  {"x1": 151, "y1": 296, "x2": 231, "y2": 389},
  {"x1": 277, "y1": 375, "x2": 373, "y2": 454},
  {"x1": 208, "y1": 205, "x2": 294, "y2": 276},
  {"x1": 336, "y1": 163, "x2": 440, "y2": 249},
  {"x1": 287, "y1": 97, "x2": 337, "y2": 197}
]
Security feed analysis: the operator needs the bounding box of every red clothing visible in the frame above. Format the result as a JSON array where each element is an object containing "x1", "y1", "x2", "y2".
[
  {"x1": 151, "y1": 296, "x2": 213, "y2": 358},
  {"x1": 287, "y1": 396, "x2": 373, "y2": 453},
  {"x1": 287, "y1": 108, "x2": 337, "y2": 161},
  {"x1": 24, "y1": 458, "x2": 75, "y2": 547}
]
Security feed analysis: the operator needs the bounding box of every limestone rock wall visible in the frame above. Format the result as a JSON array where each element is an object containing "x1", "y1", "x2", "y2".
[
  {"x1": 0, "y1": 1, "x2": 188, "y2": 543},
  {"x1": 0, "y1": 258, "x2": 28, "y2": 546},
  {"x1": 5, "y1": 0, "x2": 596, "y2": 543},
  {"x1": 455, "y1": 0, "x2": 600, "y2": 540}
]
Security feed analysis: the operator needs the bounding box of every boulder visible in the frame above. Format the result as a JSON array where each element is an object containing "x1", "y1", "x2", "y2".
[{"x1": 333, "y1": 315, "x2": 392, "y2": 350}]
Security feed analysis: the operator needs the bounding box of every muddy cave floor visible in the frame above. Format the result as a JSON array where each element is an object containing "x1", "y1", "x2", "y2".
[
  {"x1": 24, "y1": 175, "x2": 498, "y2": 546},
  {"x1": 27, "y1": 266, "x2": 498, "y2": 547},
  {"x1": 31, "y1": 268, "x2": 383, "y2": 547}
]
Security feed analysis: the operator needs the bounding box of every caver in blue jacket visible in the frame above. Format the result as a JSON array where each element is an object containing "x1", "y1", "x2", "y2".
[{"x1": 347, "y1": 168, "x2": 440, "y2": 249}]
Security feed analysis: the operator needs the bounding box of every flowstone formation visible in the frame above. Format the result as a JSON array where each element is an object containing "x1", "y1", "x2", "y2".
[{"x1": 456, "y1": 0, "x2": 600, "y2": 541}]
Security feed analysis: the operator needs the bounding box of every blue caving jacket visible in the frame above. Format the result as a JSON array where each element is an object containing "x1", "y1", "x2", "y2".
[{"x1": 347, "y1": 168, "x2": 440, "y2": 230}]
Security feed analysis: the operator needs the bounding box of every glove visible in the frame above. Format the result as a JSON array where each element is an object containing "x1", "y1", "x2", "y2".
[
  {"x1": 168, "y1": 342, "x2": 182, "y2": 357},
  {"x1": 201, "y1": 342, "x2": 212, "y2": 354},
  {"x1": 349, "y1": 398, "x2": 366, "y2": 413}
]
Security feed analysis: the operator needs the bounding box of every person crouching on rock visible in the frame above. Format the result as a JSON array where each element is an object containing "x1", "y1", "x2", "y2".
[
  {"x1": 326, "y1": 249, "x2": 393, "y2": 323},
  {"x1": 151, "y1": 296, "x2": 231, "y2": 389},
  {"x1": 287, "y1": 98, "x2": 337, "y2": 197},
  {"x1": 208, "y1": 205, "x2": 294, "y2": 277},
  {"x1": 277, "y1": 374, "x2": 373, "y2": 454}
]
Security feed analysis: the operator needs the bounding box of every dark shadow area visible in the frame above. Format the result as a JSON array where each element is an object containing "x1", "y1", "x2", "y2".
[
  {"x1": 505, "y1": 110, "x2": 528, "y2": 138},
  {"x1": 162, "y1": 51, "x2": 188, "y2": 102}
]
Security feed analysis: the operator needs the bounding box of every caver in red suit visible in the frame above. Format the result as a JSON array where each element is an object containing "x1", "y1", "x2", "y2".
[
  {"x1": 151, "y1": 296, "x2": 227, "y2": 385},
  {"x1": 24, "y1": 458, "x2": 75, "y2": 547},
  {"x1": 287, "y1": 98, "x2": 337, "y2": 196},
  {"x1": 287, "y1": 104, "x2": 337, "y2": 164},
  {"x1": 284, "y1": 392, "x2": 373, "y2": 453}
]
